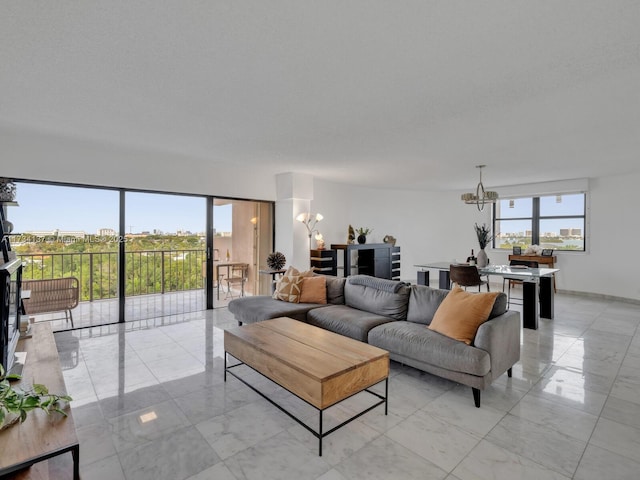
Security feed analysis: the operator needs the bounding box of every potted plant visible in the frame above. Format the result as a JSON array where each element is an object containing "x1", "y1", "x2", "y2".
[
  {"x1": 473, "y1": 223, "x2": 494, "y2": 267},
  {"x1": 0, "y1": 364, "x2": 72, "y2": 431},
  {"x1": 355, "y1": 227, "x2": 372, "y2": 244}
]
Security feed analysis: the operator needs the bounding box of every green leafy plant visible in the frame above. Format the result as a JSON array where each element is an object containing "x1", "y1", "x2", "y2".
[
  {"x1": 355, "y1": 227, "x2": 372, "y2": 236},
  {"x1": 0, "y1": 364, "x2": 72, "y2": 430},
  {"x1": 474, "y1": 223, "x2": 494, "y2": 250}
]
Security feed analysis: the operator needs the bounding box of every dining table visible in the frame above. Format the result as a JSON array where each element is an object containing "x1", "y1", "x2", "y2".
[{"x1": 414, "y1": 262, "x2": 559, "y2": 330}]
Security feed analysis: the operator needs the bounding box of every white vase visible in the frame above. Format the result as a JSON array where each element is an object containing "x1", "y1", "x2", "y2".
[{"x1": 476, "y1": 248, "x2": 488, "y2": 267}]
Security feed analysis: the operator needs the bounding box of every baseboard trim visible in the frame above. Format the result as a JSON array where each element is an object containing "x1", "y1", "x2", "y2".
[{"x1": 556, "y1": 289, "x2": 640, "y2": 305}]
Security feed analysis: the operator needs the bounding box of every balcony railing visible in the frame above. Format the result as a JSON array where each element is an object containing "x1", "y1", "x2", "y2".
[{"x1": 19, "y1": 249, "x2": 206, "y2": 302}]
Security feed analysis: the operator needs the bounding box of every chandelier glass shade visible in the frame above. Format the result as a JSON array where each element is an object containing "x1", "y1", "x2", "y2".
[{"x1": 461, "y1": 165, "x2": 498, "y2": 211}]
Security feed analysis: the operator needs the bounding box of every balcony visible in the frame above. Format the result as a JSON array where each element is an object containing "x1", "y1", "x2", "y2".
[{"x1": 18, "y1": 250, "x2": 243, "y2": 331}]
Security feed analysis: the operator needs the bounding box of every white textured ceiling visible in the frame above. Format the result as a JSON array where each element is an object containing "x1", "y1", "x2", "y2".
[{"x1": 1, "y1": 1, "x2": 639, "y2": 191}]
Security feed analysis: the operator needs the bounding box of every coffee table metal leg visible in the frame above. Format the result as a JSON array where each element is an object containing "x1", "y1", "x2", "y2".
[
  {"x1": 319, "y1": 411, "x2": 323, "y2": 456},
  {"x1": 385, "y1": 378, "x2": 389, "y2": 415},
  {"x1": 72, "y1": 444, "x2": 80, "y2": 480}
]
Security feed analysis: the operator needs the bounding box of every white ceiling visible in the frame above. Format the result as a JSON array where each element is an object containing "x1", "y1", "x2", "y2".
[{"x1": 1, "y1": 1, "x2": 639, "y2": 191}]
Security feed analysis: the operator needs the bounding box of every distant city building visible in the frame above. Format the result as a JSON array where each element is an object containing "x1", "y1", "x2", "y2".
[
  {"x1": 559, "y1": 228, "x2": 582, "y2": 236},
  {"x1": 97, "y1": 228, "x2": 117, "y2": 236},
  {"x1": 26, "y1": 229, "x2": 86, "y2": 239}
]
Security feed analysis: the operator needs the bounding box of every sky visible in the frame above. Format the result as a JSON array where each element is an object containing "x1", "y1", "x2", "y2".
[
  {"x1": 495, "y1": 194, "x2": 585, "y2": 235},
  {"x1": 11, "y1": 183, "x2": 232, "y2": 234}
]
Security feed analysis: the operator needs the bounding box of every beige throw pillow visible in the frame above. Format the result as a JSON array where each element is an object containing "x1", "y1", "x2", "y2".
[
  {"x1": 299, "y1": 276, "x2": 327, "y2": 304},
  {"x1": 272, "y1": 266, "x2": 314, "y2": 303},
  {"x1": 428, "y1": 286, "x2": 500, "y2": 345}
]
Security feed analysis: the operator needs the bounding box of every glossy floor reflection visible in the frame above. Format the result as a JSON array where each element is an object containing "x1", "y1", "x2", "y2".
[{"x1": 52, "y1": 293, "x2": 640, "y2": 480}]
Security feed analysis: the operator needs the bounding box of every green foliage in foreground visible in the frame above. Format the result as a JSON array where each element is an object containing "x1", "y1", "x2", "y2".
[
  {"x1": 0, "y1": 364, "x2": 73, "y2": 430},
  {"x1": 14, "y1": 235, "x2": 207, "y2": 301}
]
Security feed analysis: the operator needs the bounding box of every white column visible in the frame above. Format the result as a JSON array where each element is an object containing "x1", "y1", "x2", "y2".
[{"x1": 275, "y1": 172, "x2": 314, "y2": 270}]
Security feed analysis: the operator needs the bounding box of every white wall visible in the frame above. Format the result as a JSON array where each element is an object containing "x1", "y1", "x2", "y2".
[
  {"x1": 1, "y1": 124, "x2": 277, "y2": 200},
  {"x1": 312, "y1": 174, "x2": 640, "y2": 302}
]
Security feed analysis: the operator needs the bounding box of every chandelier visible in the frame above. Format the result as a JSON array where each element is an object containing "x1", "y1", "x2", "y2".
[{"x1": 461, "y1": 165, "x2": 498, "y2": 211}]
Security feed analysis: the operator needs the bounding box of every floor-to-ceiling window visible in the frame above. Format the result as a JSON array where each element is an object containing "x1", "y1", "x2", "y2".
[
  {"x1": 9, "y1": 180, "x2": 274, "y2": 329},
  {"x1": 11, "y1": 182, "x2": 120, "y2": 331},
  {"x1": 124, "y1": 192, "x2": 206, "y2": 322}
]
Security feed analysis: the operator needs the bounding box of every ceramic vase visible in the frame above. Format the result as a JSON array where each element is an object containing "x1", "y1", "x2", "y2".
[
  {"x1": 357, "y1": 234, "x2": 367, "y2": 244},
  {"x1": 476, "y1": 248, "x2": 488, "y2": 267}
]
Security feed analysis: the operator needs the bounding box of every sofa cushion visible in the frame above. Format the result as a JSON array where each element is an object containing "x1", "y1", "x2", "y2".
[
  {"x1": 228, "y1": 296, "x2": 322, "y2": 324},
  {"x1": 299, "y1": 276, "x2": 327, "y2": 304},
  {"x1": 406, "y1": 285, "x2": 449, "y2": 325},
  {"x1": 368, "y1": 321, "x2": 491, "y2": 377},
  {"x1": 325, "y1": 276, "x2": 346, "y2": 305},
  {"x1": 407, "y1": 285, "x2": 507, "y2": 325},
  {"x1": 428, "y1": 286, "x2": 500, "y2": 345},
  {"x1": 306, "y1": 305, "x2": 397, "y2": 342},
  {"x1": 344, "y1": 275, "x2": 410, "y2": 320}
]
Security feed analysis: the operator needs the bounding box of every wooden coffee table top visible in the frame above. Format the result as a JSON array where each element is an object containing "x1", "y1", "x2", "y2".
[{"x1": 224, "y1": 317, "x2": 389, "y2": 409}]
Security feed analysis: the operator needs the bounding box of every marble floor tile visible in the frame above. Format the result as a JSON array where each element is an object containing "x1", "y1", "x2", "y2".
[
  {"x1": 288, "y1": 408, "x2": 382, "y2": 467},
  {"x1": 509, "y1": 393, "x2": 598, "y2": 441},
  {"x1": 185, "y1": 461, "x2": 238, "y2": 480},
  {"x1": 196, "y1": 400, "x2": 296, "y2": 459},
  {"x1": 486, "y1": 413, "x2": 586, "y2": 477},
  {"x1": 80, "y1": 454, "x2": 126, "y2": 480},
  {"x1": 600, "y1": 395, "x2": 640, "y2": 430},
  {"x1": 449, "y1": 381, "x2": 529, "y2": 413},
  {"x1": 98, "y1": 384, "x2": 173, "y2": 419},
  {"x1": 589, "y1": 417, "x2": 640, "y2": 462},
  {"x1": 608, "y1": 377, "x2": 640, "y2": 406},
  {"x1": 452, "y1": 439, "x2": 571, "y2": 480},
  {"x1": 224, "y1": 430, "x2": 331, "y2": 480},
  {"x1": 386, "y1": 408, "x2": 481, "y2": 472},
  {"x1": 118, "y1": 425, "x2": 220, "y2": 480},
  {"x1": 420, "y1": 390, "x2": 506, "y2": 437},
  {"x1": 540, "y1": 364, "x2": 615, "y2": 396},
  {"x1": 554, "y1": 350, "x2": 622, "y2": 378},
  {"x1": 174, "y1": 380, "x2": 261, "y2": 424},
  {"x1": 76, "y1": 421, "x2": 118, "y2": 467},
  {"x1": 529, "y1": 373, "x2": 608, "y2": 416},
  {"x1": 573, "y1": 444, "x2": 640, "y2": 480},
  {"x1": 333, "y1": 435, "x2": 447, "y2": 480},
  {"x1": 108, "y1": 399, "x2": 192, "y2": 452},
  {"x1": 316, "y1": 469, "x2": 349, "y2": 480}
]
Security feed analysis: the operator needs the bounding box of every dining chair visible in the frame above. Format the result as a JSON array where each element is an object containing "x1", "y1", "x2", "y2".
[
  {"x1": 503, "y1": 259, "x2": 539, "y2": 306},
  {"x1": 225, "y1": 264, "x2": 248, "y2": 299},
  {"x1": 449, "y1": 264, "x2": 490, "y2": 292}
]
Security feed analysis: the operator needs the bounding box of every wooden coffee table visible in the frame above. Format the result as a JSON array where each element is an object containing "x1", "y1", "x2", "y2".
[{"x1": 224, "y1": 317, "x2": 389, "y2": 456}]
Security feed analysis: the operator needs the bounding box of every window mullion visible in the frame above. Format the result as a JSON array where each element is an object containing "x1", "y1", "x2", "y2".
[{"x1": 532, "y1": 197, "x2": 540, "y2": 245}]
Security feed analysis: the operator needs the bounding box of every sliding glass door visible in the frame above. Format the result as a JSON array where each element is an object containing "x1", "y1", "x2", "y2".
[
  {"x1": 213, "y1": 198, "x2": 273, "y2": 307},
  {"x1": 124, "y1": 192, "x2": 206, "y2": 322},
  {"x1": 9, "y1": 181, "x2": 274, "y2": 329},
  {"x1": 11, "y1": 182, "x2": 120, "y2": 331}
]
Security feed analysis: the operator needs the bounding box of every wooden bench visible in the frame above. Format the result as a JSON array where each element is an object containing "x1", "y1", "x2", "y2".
[{"x1": 22, "y1": 277, "x2": 80, "y2": 328}]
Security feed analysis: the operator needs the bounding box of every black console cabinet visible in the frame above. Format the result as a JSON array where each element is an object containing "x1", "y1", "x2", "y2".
[
  {"x1": 310, "y1": 249, "x2": 337, "y2": 276},
  {"x1": 330, "y1": 243, "x2": 400, "y2": 280}
]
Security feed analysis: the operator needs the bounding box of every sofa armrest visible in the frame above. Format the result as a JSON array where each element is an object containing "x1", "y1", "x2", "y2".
[{"x1": 474, "y1": 310, "x2": 520, "y2": 380}]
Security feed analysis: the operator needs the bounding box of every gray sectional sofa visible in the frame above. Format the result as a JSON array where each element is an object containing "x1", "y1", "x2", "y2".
[{"x1": 228, "y1": 274, "x2": 521, "y2": 407}]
